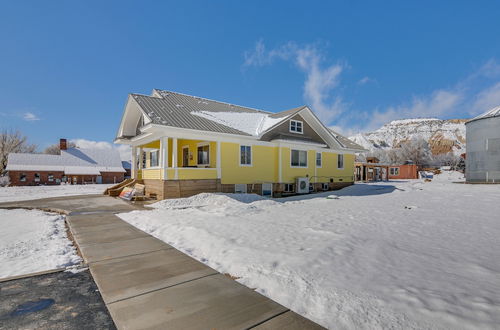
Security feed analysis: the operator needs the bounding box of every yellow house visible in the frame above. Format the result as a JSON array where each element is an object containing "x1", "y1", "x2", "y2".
[{"x1": 115, "y1": 89, "x2": 365, "y2": 199}]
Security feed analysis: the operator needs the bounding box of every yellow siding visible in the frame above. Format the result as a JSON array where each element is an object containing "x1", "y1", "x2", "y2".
[
  {"x1": 316, "y1": 152, "x2": 354, "y2": 182},
  {"x1": 177, "y1": 168, "x2": 217, "y2": 180},
  {"x1": 220, "y1": 142, "x2": 278, "y2": 184},
  {"x1": 177, "y1": 139, "x2": 216, "y2": 168},
  {"x1": 280, "y1": 147, "x2": 316, "y2": 183},
  {"x1": 142, "y1": 168, "x2": 161, "y2": 180}
]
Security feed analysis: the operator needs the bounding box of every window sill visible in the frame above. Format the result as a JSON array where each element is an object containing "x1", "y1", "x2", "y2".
[
  {"x1": 290, "y1": 165, "x2": 308, "y2": 168},
  {"x1": 239, "y1": 164, "x2": 253, "y2": 167}
]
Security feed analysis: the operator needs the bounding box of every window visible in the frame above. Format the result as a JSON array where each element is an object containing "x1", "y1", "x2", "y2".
[
  {"x1": 48, "y1": 174, "x2": 54, "y2": 182},
  {"x1": 141, "y1": 152, "x2": 147, "y2": 168},
  {"x1": 289, "y1": 120, "x2": 303, "y2": 133},
  {"x1": 150, "y1": 150, "x2": 159, "y2": 167},
  {"x1": 321, "y1": 183, "x2": 329, "y2": 191},
  {"x1": 34, "y1": 173, "x2": 40, "y2": 182},
  {"x1": 235, "y1": 184, "x2": 247, "y2": 193},
  {"x1": 291, "y1": 149, "x2": 307, "y2": 167},
  {"x1": 262, "y1": 183, "x2": 273, "y2": 197},
  {"x1": 20, "y1": 173, "x2": 26, "y2": 182},
  {"x1": 316, "y1": 152, "x2": 322, "y2": 167},
  {"x1": 390, "y1": 167, "x2": 400, "y2": 176},
  {"x1": 197, "y1": 145, "x2": 210, "y2": 165},
  {"x1": 284, "y1": 183, "x2": 294, "y2": 192},
  {"x1": 337, "y1": 154, "x2": 344, "y2": 169},
  {"x1": 240, "y1": 145, "x2": 252, "y2": 165}
]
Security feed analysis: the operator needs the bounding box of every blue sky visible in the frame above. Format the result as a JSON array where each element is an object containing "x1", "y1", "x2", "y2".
[{"x1": 1, "y1": 1, "x2": 500, "y2": 149}]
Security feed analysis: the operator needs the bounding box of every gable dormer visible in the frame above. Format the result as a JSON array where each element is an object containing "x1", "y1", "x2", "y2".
[{"x1": 260, "y1": 114, "x2": 327, "y2": 145}]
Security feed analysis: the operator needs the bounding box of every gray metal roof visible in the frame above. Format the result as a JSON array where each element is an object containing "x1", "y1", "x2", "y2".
[
  {"x1": 329, "y1": 129, "x2": 367, "y2": 151},
  {"x1": 132, "y1": 94, "x2": 253, "y2": 136},
  {"x1": 467, "y1": 105, "x2": 500, "y2": 124}
]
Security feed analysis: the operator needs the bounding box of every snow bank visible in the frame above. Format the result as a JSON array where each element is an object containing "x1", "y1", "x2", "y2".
[
  {"x1": 0, "y1": 184, "x2": 113, "y2": 203},
  {"x1": 119, "y1": 173, "x2": 500, "y2": 329},
  {"x1": 0, "y1": 209, "x2": 82, "y2": 278}
]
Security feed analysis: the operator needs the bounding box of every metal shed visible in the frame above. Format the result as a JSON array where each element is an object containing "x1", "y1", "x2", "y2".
[{"x1": 465, "y1": 106, "x2": 500, "y2": 183}]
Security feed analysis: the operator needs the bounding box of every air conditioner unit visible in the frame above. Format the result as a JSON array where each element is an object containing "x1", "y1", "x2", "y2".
[{"x1": 296, "y1": 177, "x2": 310, "y2": 194}]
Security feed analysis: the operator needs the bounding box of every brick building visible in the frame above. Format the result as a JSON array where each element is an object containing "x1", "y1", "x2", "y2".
[{"x1": 6, "y1": 139, "x2": 126, "y2": 186}]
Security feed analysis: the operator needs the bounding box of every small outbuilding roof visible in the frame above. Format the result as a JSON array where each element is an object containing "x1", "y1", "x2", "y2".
[{"x1": 6, "y1": 147, "x2": 125, "y2": 174}]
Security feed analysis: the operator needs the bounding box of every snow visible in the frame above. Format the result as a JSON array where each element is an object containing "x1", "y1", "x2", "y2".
[
  {"x1": 350, "y1": 118, "x2": 467, "y2": 155},
  {"x1": 0, "y1": 184, "x2": 113, "y2": 203},
  {"x1": 192, "y1": 111, "x2": 284, "y2": 136},
  {"x1": 118, "y1": 172, "x2": 500, "y2": 329},
  {"x1": 473, "y1": 105, "x2": 500, "y2": 120},
  {"x1": 0, "y1": 209, "x2": 82, "y2": 278}
]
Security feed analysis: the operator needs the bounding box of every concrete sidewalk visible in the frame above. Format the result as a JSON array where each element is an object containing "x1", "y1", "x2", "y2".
[{"x1": 1, "y1": 195, "x2": 324, "y2": 329}]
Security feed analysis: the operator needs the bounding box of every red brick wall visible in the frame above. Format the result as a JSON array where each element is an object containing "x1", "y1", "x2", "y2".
[
  {"x1": 101, "y1": 172, "x2": 124, "y2": 184},
  {"x1": 8, "y1": 171, "x2": 124, "y2": 186},
  {"x1": 9, "y1": 171, "x2": 64, "y2": 186}
]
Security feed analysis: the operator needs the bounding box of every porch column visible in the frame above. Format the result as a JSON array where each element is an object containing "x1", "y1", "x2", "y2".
[
  {"x1": 172, "y1": 137, "x2": 178, "y2": 179},
  {"x1": 160, "y1": 137, "x2": 168, "y2": 180},
  {"x1": 131, "y1": 146, "x2": 138, "y2": 179},
  {"x1": 138, "y1": 148, "x2": 143, "y2": 170},
  {"x1": 216, "y1": 141, "x2": 221, "y2": 179}
]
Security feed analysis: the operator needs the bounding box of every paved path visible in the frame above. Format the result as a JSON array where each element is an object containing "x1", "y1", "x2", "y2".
[{"x1": 1, "y1": 195, "x2": 324, "y2": 330}]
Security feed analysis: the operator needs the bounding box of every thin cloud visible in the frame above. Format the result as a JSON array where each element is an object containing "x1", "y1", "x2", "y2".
[
  {"x1": 243, "y1": 40, "x2": 347, "y2": 123},
  {"x1": 357, "y1": 76, "x2": 375, "y2": 85},
  {"x1": 23, "y1": 112, "x2": 40, "y2": 121},
  {"x1": 70, "y1": 138, "x2": 131, "y2": 161},
  {"x1": 243, "y1": 41, "x2": 500, "y2": 133}
]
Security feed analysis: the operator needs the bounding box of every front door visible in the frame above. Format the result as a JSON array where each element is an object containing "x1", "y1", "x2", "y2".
[{"x1": 182, "y1": 147, "x2": 189, "y2": 167}]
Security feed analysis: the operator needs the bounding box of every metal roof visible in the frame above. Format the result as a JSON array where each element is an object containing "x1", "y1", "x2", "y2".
[
  {"x1": 467, "y1": 105, "x2": 500, "y2": 124},
  {"x1": 6, "y1": 148, "x2": 125, "y2": 173},
  {"x1": 329, "y1": 129, "x2": 367, "y2": 151},
  {"x1": 132, "y1": 91, "x2": 307, "y2": 137}
]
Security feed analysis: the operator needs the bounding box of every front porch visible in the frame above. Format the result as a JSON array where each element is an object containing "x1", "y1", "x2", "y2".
[{"x1": 131, "y1": 137, "x2": 222, "y2": 199}]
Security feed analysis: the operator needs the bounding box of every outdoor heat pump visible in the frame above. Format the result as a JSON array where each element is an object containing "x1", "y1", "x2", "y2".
[{"x1": 296, "y1": 177, "x2": 310, "y2": 194}]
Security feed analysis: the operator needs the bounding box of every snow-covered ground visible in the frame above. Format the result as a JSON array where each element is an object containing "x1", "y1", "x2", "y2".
[
  {"x1": 118, "y1": 172, "x2": 500, "y2": 329},
  {"x1": 0, "y1": 209, "x2": 82, "y2": 279},
  {"x1": 0, "y1": 184, "x2": 113, "y2": 203}
]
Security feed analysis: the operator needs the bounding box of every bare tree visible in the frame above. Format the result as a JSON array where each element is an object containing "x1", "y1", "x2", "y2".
[
  {"x1": 399, "y1": 137, "x2": 432, "y2": 166},
  {"x1": 0, "y1": 129, "x2": 37, "y2": 175},
  {"x1": 43, "y1": 141, "x2": 76, "y2": 155}
]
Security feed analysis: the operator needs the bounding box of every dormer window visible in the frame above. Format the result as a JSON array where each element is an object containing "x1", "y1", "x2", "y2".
[{"x1": 290, "y1": 120, "x2": 303, "y2": 134}]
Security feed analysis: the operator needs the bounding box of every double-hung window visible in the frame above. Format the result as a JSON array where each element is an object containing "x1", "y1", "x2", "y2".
[
  {"x1": 316, "y1": 152, "x2": 322, "y2": 167},
  {"x1": 337, "y1": 154, "x2": 344, "y2": 169},
  {"x1": 240, "y1": 145, "x2": 252, "y2": 166},
  {"x1": 291, "y1": 149, "x2": 307, "y2": 167},
  {"x1": 197, "y1": 145, "x2": 210, "y2": 165},
  {"x1": 390, "y1": 167, "x2": 399, "y2": 176},
  {"x1": 150, "y1": 150, "x2": 159, "y2": 167},
  {"x1": 289, "y1": 120, "x2": 303, "y2": 133}
]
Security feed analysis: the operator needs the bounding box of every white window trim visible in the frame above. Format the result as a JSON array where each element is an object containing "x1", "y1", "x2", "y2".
[
  {"x1": 239, "y1": 145, "x2": 253, "y2": 167},
  {"x1": 284, "y1": 183, "x2": 294, "y2": 192},
  {"x1": 197, "y1": 143, "x2": 210, "y2": 165},
  {"x1": 316, "y1": 152, "x2": 322, "y2": 168},
  {"x1": 337, "y1": 153, "x2": 344, "y2": 170},
  {"x1": 290, "y1": 149, "x2": 308, "y2": 168},
  {"x1": 149, "y1": 149, "x2": 160, "y2": 168},
  {"x1": 289, "y1": 119, "x2": 304, "y2": 134}
]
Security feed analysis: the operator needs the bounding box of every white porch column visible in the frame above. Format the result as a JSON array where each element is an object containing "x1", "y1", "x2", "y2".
[
  {"x1": 160, "y1": 137, "x2": 168, "y2": 180},
  {"x1": 131, "y1": 146, "x2": 138, "y2": 179},
  {"x1": 216, "y1": 141, "x2": 221, "y2": 179},
  {"x1": 172, "y1": 138, "x2": 178, "y2": 179}
]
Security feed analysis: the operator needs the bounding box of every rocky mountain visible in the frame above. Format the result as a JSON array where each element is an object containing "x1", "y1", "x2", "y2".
[{"x1": 350, "y1": 118, "x2": 467, "y2": 155}]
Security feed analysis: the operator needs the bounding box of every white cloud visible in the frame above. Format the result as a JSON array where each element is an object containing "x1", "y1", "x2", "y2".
[
  {"x1": 244, "y1": 41, "x2": 346, "y2": 123},
  {"x1": 357, "y1": 76, "x2": 374, "y2": 85},
  {"x1": 23, "y1": 112, "x2": 40, "y2": 121},
  {"x1": 470, "y1": 82, "x2": 500, "y2": 116},
  {"x1": 244, "y1": 41, "x2": 500, "y2": 133},
  {"x1": 70, "y1": 139, "x2": 131, "y2": 161}
]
